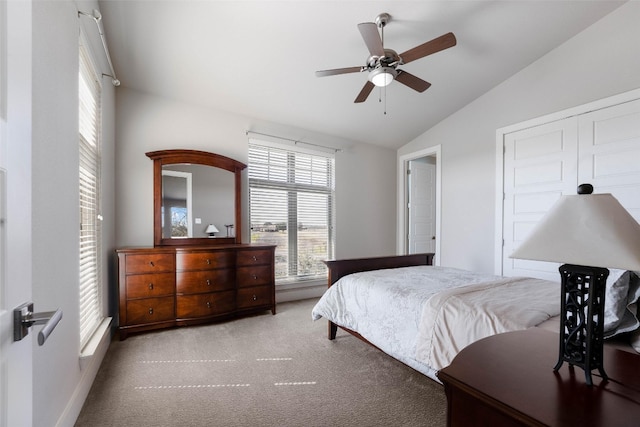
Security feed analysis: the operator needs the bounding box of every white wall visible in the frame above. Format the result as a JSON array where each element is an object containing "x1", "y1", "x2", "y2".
[
  {"x1": 31, "y1": 1, "x2": 116, "y2": 426},
  {"x1": 115, "y1": 88, "x2": 397, "y2": 259},
  {"x1": 398, "y1": 1, "x2": 640, "y2": 274}
]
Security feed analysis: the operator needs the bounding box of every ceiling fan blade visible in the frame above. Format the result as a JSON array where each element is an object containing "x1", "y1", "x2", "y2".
[
  {"x1": 400, "y1": 32, "x2": 457, "y2": 65},
  {"x1": 395, "y1": 70, "x2": 431, "y2": 93},
  {"x1": 315, "y1": 66, "x2": 362, "y2": 77},
  {"x1": 358, "y1": 22, "x2": 384, "y2": 57},
  {"x1": 354, "y1": 81, "x2": 375, "y2": 103}
]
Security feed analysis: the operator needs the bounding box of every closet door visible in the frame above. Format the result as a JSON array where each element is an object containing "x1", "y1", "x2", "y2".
[
  {"x1": 578, "y1": 98, "x2": 640, "y2": 222},
  {"x1": 502, "y1": 118, "x2": 578, "y2": 280}
]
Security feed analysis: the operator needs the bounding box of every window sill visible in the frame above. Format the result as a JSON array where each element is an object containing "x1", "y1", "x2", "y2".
[{"x1": 79, "y1": 317, "x2": 112, "y2": 370}]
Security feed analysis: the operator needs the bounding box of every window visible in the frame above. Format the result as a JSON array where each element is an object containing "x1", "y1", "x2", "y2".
[
  {"x1": 79, "y1": 36, "x2": 103, "y2": 348},
  {"x1": 248, "y1": 142, "x2": 335, "y2": 283}
]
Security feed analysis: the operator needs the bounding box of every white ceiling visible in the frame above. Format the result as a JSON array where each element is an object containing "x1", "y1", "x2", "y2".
[{"x1": 98, "y1": 0, "x2": 625, "y2": 149}]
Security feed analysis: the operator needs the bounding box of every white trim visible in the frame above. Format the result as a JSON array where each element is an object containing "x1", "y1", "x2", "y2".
[
  {"x1": 494, "y1": 132, "x2": 505, "y2": 275},
  {"x1": 397, "y1": 146, "x2": 441, "y2": 265},
  {"x1": 56, "y1": 318, "x2": 112, "y2": 427},
  {"x1": 494, "y1": 87, "x2": 640, "y2": 275}
]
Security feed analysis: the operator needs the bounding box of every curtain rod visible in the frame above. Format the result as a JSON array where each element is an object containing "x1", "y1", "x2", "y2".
[
  {"x1": 246, "y1": 131, "x2": 342, "y2": 153},
  {"x1": 78, "y1": 9, "x2": 120, "y2": 87}
]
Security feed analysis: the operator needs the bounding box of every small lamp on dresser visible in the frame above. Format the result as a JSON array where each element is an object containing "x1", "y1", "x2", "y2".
[
  {"x1": 510, "y1": 184, "x2": 640, "y2": 386},
  {"x1": 205, "y1": 224, "x2": 219, "y2": 237}
]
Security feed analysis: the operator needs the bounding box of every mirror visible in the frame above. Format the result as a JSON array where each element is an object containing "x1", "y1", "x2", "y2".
[{"x1": 147, "y1": 149, "x2": 246, "y2": 246}]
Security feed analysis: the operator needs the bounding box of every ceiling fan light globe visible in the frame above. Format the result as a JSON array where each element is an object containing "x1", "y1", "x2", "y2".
[{"x1": 369, "y1": 67, "x2": 396, "y2": 87}]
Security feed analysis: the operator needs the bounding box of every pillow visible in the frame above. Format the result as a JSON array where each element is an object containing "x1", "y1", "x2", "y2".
[
  {"x1": 630, "y1": 302, "x2": 640, "y2": 353},
  {"x1": 604, "y1": 270, "x2": 640, "y2": 338}
]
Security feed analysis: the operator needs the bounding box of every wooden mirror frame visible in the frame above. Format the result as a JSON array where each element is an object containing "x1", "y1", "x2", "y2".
[{"x1": 146, "y1": 149, "x2": 247, "y2": 246}]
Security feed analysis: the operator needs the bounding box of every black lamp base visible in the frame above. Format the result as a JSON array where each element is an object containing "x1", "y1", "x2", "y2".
[{"x1": 554, "y1": 264, "x2": 609, "y2": 386}]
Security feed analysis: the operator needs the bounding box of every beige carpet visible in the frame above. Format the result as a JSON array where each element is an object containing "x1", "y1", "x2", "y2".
[{"x1": 75, "y1": 298, "x2": 446, "y2": 427}]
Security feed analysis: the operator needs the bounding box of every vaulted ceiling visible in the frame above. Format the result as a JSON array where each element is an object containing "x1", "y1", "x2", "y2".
[{"x1": 98, "y1": 1, "x2": 624, "y2": 149}]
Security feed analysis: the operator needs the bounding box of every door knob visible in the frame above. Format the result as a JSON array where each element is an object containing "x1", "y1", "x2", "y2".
[{"x1": 13, "y1": 302, "x2": 63, "y2": 346}]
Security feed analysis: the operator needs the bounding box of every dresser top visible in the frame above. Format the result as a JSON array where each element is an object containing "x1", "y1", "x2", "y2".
[{"x1": 117, "y1": 244, "x2": 276, "y2": 254}]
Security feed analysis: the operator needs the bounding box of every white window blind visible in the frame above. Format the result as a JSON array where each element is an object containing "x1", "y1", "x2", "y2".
[
  {"x1": 248, "y1": 142, "x2": 335, "y2": 282},
  {"x1": 79, "y1": 38, "x2": 103, "y2": 348}
]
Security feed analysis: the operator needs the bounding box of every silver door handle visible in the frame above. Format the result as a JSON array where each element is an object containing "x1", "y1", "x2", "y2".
[{"x1": 13, "y1": 302, "x2": 63, "y2": 346}]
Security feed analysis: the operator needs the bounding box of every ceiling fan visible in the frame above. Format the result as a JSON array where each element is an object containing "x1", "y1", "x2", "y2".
[{"x1": 315, "y1": 13, "x2": 457, "y2": 103}]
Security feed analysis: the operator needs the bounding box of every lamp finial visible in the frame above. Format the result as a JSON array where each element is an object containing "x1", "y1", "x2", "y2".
[{"x1": 577, "y1": 183, "x2": 593, "y2": 195}]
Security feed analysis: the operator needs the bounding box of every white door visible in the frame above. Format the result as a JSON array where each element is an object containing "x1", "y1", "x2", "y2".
[
  {"x1": 502, "y1": 97, "x2": 640, "y2": 280},
  {"x1": 0, "y1": 1, "x2": 34, "y2": 426},
  {"x1": 578, "y1": 98, "x2": 640, "y2": 221},
  {"x1": 407, "y1": 157, "x2": 436, "y2": 254},
  {"x1": 502, "y1": 117, "x2": 578, "y2": 280}
]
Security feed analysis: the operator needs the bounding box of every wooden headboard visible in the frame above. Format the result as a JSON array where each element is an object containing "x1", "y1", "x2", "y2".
[{"x1": 323, "y1": 253, "x2": 435, "y2": 286}]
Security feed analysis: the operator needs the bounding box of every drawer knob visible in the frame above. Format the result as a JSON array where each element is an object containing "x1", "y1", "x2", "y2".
[
  {"x1": 149, "y1": 261, "x2": 155, "y2": 267},
  {"x1": 148, "y1": 283, "x2": 154, "y2": 290},
  {"x1": 206, "y1": 259, "x2": 211, "y2": 265},
  {"x1": 252, "y1": 294, "x2": 257, "y2": 301},
  {"x1": 252, "y1": 275, "x2": 258, "y2": 280},
  {"x1": 252, "y1": 256, "x2": 258, "y2": 261},
  {"x1": 206, "y1": 279, "x2": 211, "y2": 286},
  {"x1": 148, "y1": 308, "x2": 154, "y2": 315},
  {"x1": 206, "y1": 301, "x2": 212, "y2": 309}
]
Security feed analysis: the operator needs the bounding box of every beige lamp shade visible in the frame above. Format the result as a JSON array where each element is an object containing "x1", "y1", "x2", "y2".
[
  {"x1": 205, "y1": 224, "x2": 219, "y2": 234},
  {"x1": 510, "y1": 193, "x2": 640, "y2": 271}
]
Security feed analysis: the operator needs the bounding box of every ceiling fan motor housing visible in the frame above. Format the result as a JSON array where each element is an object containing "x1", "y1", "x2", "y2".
[{"x1": 366, "y1": 49, "x2": 400, "y2": 70}]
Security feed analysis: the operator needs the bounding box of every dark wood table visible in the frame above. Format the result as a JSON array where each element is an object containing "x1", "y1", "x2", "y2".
[{"x1": 437, "y1": 328, "x2": 640, "y2": 426}]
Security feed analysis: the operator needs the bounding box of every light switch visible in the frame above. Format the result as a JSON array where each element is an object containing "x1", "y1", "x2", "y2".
[{"x1": 195, "y1": 218, "x2": 202, "y2": 224}]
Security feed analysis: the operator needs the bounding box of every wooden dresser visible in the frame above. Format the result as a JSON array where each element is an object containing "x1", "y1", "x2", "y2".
[{"x1": 117, "y1": 244, "x2": 276, "y2": 339}]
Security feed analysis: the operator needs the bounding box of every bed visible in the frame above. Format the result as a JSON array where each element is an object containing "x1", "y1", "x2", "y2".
[{"x1": 311, "y1": 253, "x2": 640, "y2": 383}]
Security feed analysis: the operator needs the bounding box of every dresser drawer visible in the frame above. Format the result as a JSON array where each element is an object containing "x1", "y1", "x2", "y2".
[
  {"x1": 176, "y1": 269, "x2": 234, "y2": 294},
  {"x1": 125, "y1": 253, "x2": 174, "y2": 274},
  {"x1": 126, "y1": 296, "x2": 175, "y2": 325},
  {"x1": 237, "y1": 265, "x2": 272, "y2": 288},
  {"x1": 237, "y1": 249, "x2": 273, "y2": 267},
  {"x1": 176, "y1": 291, "x2": 235, "y2": 318},
  {"x1": 237, "y1": 286, "x2": 272, "y2": 310},
  {"x1": 176, "y1": 251, "x2": 234, "y2": 271},
  {"x1": 126, "y1": 273, "x2": 174, "y2": 299}
]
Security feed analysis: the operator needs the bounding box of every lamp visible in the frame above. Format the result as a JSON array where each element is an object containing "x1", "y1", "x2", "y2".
[
  {"x1": 205, "y1": 224, "x2": 219, "y2": 237},
  {"x1": 369, "y1": 66, "x2": 397, "y2": 87},
  {"x1": 510, "y1": 184, "x2": 640, "y2": 386}
]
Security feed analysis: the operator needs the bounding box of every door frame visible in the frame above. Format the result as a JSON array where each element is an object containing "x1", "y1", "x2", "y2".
[
  {"x1": 0, "y1": 1, "x2": 34, "y2": 425},
  {"x1": 494, "y1": 87, "x2": 640, "y2": 276},
  {"x1": 397, "y1": 146, "x2": 441, "y2": 265}
]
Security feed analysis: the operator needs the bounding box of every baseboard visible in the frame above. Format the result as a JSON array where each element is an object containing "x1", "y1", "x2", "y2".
[
  {"x1": 55, "y1": 318, "x2": 113, "y2": 427},
  {"x1": 276, "y1": 283, "x2": 325, "y2": 303}
]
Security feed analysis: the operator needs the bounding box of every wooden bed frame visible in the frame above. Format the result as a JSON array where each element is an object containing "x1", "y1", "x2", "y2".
[{"x1": 322, "y1": 253, "x2": 435, "y2": 342}]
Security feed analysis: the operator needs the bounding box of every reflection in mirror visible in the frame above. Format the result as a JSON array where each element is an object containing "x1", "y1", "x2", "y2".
[
  {"x1": 161, "y1": 164, "x2": 235, "y2": 239},
  {"x1": 161, "y1": 170, "x2": 192, "y2": 238}
]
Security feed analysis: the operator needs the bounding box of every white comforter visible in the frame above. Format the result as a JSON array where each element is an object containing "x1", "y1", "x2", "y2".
[{"x1": 311, "y1": 266, "x2": 559, "y2": 380}]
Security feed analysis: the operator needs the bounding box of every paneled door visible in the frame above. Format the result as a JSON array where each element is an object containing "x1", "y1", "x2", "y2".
[
  {"x1": 408, "y1": 157, "x2": 436, "y2": 254},
  {"x1": 578, "y1": 98, "x2": 640, "y2": 222},
  {"x1": 502, "y1": 118, "x2": 578, "y2": 280},
  {"x1": 501, "y1": 95, "x2": 640, "y2": 280}
]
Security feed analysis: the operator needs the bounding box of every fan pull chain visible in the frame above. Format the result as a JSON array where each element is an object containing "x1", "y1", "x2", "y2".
[
  {"x1": 384, "y1": 84, "x2": 387, "y2": 115},
  {"x1": 378, "y1": 86, "x2": 387, "y2": 115}
]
